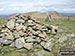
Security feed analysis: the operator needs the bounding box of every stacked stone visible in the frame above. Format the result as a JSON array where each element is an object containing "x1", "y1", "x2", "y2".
[{"x1": 0, "y1": 14, "x2": 57, "y2": 51}]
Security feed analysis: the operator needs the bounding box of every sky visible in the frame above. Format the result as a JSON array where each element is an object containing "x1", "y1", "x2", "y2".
[{"x1": 0, "y1": 0, "x2": 75, "y2": 15}]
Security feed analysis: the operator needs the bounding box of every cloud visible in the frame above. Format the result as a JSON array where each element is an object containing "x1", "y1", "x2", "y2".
[
  {"x1": 0, "y1": 0, "x2": 75, "y2": 15},
  {"x1": 63, "y1": 8, "x2": 75, "y2": 11},
  {"x1": 13, "y1": 7, "x2": 20, "y2": 11},
  {"x1": 0, "y1": 8, "x2": 5, "y2": 12},
  {"x1": 62, "y1": 8, "x2": 75, "y2": 13}
]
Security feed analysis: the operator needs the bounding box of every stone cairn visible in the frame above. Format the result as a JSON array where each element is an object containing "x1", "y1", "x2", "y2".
[
  {"x1": 45, "y1": 13, "x2": 53, "y2": 22},
  {"x1": 0, "y1": 14, "x2": 57, "y2": 51}
]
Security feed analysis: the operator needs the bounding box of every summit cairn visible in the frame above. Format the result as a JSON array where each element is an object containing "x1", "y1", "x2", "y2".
[{"x1": 0, "y1": 14, "x2": 58, "y2": 51}]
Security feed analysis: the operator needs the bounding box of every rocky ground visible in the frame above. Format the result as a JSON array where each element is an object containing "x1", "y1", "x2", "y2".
[
  {"x1": 0, "y1": 14, "x2": 58, "y2": 56},
  {"x1": 0, "y1": 14, "x2": 75, "y2": 56}
]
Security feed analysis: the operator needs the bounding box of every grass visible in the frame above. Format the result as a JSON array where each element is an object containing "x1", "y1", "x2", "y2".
[{"x1": 0, "y1": 46, "x2": 28, "y2": 56}]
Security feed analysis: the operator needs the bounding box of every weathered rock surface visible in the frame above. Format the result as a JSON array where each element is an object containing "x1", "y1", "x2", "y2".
[
  {"x1": 6, "y1": 19, "x2": 15, "y2": 29},
  {"x1": 57, "y1": 36, "x2": 67, "y2": 43},
  {"x1": 23, "y1": 42, "x2": 33, "y2": 50},
  {"x1": 15, "y1": 38, "x2": 25, "y2": 48},
  {"x1": 0, "y1": 14, "x2": 58, "y2": 51},
  {"x1": 40, "y1": 38, "x2": 54, "y2": 51}
]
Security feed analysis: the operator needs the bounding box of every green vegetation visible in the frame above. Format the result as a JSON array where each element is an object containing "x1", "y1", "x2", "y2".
[{"x1": 0, "y1": 46, "x2": 28, "y2": 56}]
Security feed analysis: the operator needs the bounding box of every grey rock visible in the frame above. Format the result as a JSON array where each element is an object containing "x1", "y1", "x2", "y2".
[
  {"x1": 24, "y1": 18, "x2": 28, "y2": 20},
  {"x1": 15, "y1": 38, "x2": 25, "y2": 48},
  {"x1": 16, "y1": 19, "x2": 25, "y2": 23},
  {"x1": 26, "y1": 38, "x2": 37, "y2": 42},
  {"x1": 18, "y1": 31, "x2": 26, "y2": 36},
  {"x1": 1, "y1": 28, "x2": 8, "y2": 33},
  {"x1": 2, "y1": 38, "x2": 12, "y2": 44},
  {"x1": 32, "y1": 26, "x2": 36, "y2": 29},
  {"x1": 0, "y1": 38, "x2": 3, "y2": 43},
  {"x1": 27, "y1": 23, "x2": 35, "y2": 27},
  {"x1": 23, "y1": 26, "x2": 27, "y2": 31},
  {"x1": 42, "y1": 28, "x2": 48, "y2": 31},
  {"x1": 24, "y1": 36, "x2": 31, "y2": 39},
  {"x1": 33, "y1": 31, "x2": 41, "y2": 35},
  {"x1": 28, "y1": 20, "x2": 33, "y2": 23},
  {"x1": 5, "y1": 34, "x2": 14, "y2": 40},
  {"x1": 36, "y1": 24, "x2": 42, "y2": 30},
  {"x1": 42, "y1": 37, "x2": 49, "y2": 41},
  {"x1": 58, "y1": 36, "x2": 67, "y2": 43},
  {"x1": 15, "y1": 23, "x2": 19, "y2": 26},
  {"x1": 28, "y1": 27, "x2": 35, "y2": 34},
  {"x1": 23, "y1": 42, "x2": 33, "y2": 50},
  {"x1": 26, "y1": 37, "x2": 40, "y2": 43},
  {"x1": 66, "y1": 33, "x2": 75, "y2": 37},
  {"x1": 38, "y1": 34, "x2": 45, "y2": 38},
  {"x1": 15, "y1": 17, "x2": 18, "y2": 20},
  {"x1": 15, "y1": 23, "x2": 24, "y2": 31},
  {"x1": 27, "y1": 20, "x2": 35, "y2": 27},
  {"x1": 10, "y1": 42, "x2": 15, "y2": 47},
  {"x1": 13, "y1": 31, "x2": 20, "y2": 38},
  {"x1": 0, "y1": 42, "x2": 2, "y2": 46},
  {"x1": 0, "y1": 34, "x2": 4, "y2": 38},
  {"x1": 6, "y1": 19, "x2": 15, "y2": 29},
  {"x1": 40, "y1": 40, "x2": 54, "y2": 51},
  {"x1": 58, "y1": 29, "x2": 63, "y2": 32}
]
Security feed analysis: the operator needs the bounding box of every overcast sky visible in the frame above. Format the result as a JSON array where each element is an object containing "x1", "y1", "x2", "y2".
[{"x1": 0, "y1": 0, "x2": 75, "y2": 15}]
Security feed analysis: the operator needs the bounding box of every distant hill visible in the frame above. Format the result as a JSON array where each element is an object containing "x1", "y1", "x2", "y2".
[
  {"x1": 22, "y1": 11, "x2": 61, "y2": 19},
  {"x1": 0, "y1": 11, "x2": 75, "y2": 20}
]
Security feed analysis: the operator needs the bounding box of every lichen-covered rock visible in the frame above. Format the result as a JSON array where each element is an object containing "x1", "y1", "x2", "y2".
[
  {"x1": 15, "y1": 23, "x2": 24, "y2": 31},
  {"x1": 4, "y1": 34, "x2": 14, "y2": 40},
  {"x1": 16, "y1": 19, "x2": 25, "y2": 23},
  {"x1": 18, "y1": 31, "x2": 26, "y2": 36},
  {"x1": 40, "y1": 39, "x2": 54, "y2": 51},
  {"x1": 13, "y1": 30, "x2": 20, "y2": 38},
  {"x1": 6, "y1": 19, "x2": 15, "y2": 29},
  {"x1": 22, "y1": 26, "x2": 27, "y2": 31},
  {"x1": 15, "y1": 38, "x2": 25, "y2": 48},
  {"x1": 24, "y1": 42, "x2": 33, "y2": 50},
  {"x1": 25, "y1": 37, "x2": 40, "y2": 43},
  {"x1": 38, "y1": 34, "x2": 45, "y2": 38},
  {"x1": 2, "y1": 38, "x2": 12, "y2": 44}
]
